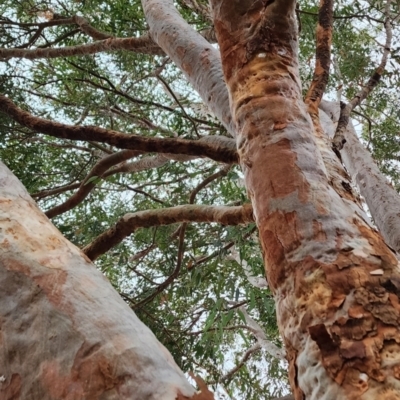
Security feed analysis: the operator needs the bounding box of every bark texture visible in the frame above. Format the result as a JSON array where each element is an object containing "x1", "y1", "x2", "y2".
[
  {"x1": 321, "y1": 100, "x2": 400, "y2": 253},
  {"x1": 141, "y1": 0, "x2": 235, "y2": 136},
  {"x1": 83, "y1": 203, "x2": 254, "y2": 260},
  {"x1": 211, "y1": 1, "x2": 400, "y2": 399},
  {"x1": 0, "y1": 161, "x2": 209, "y2": 399},
  {"x1": 0, "y1": 34, "x2": 164, "y2": 60},
  {"x1": 0, "y1": 93, "x2": 238, "y2": 164}
]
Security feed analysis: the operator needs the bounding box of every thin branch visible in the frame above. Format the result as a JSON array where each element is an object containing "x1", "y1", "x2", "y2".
[
  {"x1": 45, "y1": 150, "x2": 140, "y2": 218},
  {"x1": 72, "y1": 15, "x2": 114, "y2": 40},
  {"x1": 156, "y1": 74, "x2": 200, "y2": 138},
  {"x1": 299, "y1": 9, "x2": 384, "y2": 23},
  {"x1": 0, "y1": 93, "x2": 238, "y2": 164},
  {"x1": 136, "y1": 165, "x2": 233, "y2": 309},
  {"x1": 188, "y1": 226, "x2": 257, "y2": 269},
  {"x1": 32, "y1": 182, "x2": 81, "y2": 199},
  {"x1": 37, "y1": 28, "x2": 80, "y2": 49},
  {"x1": 0, "y1": 17, "x2": 75, "y2": 28},
  {"x1": 189, "y1": 165, "x2": 230, "y2": 204},
  {"x1": 82, "y1": 204, "x2": 254, "y2": 261},
  {"x1": 237, "y1": 305, "x2": 286, "y2": 360},
  {"x1": 332, "y1": 0, "x2": 393, "y2": 150},
  {"x1": 219, "y1": 344, "x2": 261, "y2": 383},
  {"x1": 133, "y1": 223, "x2": 187, "y2": 309}
]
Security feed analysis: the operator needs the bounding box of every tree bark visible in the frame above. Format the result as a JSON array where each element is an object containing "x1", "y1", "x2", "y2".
[
  {"x1": 83, "y1": 203, "x2": 253, "y2": 261},
  {"x1": 0, "y1": 161, "x2": 207, "y2": 399},
  {"x1": 141, "y1": 0, "x2": 235, "y2": 136},
  {"x1": 0, "y1": 93, "x2": 238, "y2": 164},
  {"x1": 210, "y1": 0, "x2": 400, "y2": 399},
  {"x1": 321, "y1": 100, "x2": 400, "y2": 253}
]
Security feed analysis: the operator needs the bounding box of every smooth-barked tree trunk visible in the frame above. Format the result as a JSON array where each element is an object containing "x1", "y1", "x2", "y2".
[
  {"x1": 210, "y1": 1, "x2": 400, "y2": 399},
  {"x1": 0, "y1": 161, "x2": 207, "y2": 400}
]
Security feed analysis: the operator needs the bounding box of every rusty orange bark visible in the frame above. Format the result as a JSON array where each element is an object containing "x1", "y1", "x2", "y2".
[{"x1": 211, "y1": 0, "x2": 400, "y2": 398}]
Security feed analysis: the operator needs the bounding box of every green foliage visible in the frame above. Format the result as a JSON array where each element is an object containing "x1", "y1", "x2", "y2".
[{"x1": 1, "y1": 0, "x2": 400, "y2": 398}]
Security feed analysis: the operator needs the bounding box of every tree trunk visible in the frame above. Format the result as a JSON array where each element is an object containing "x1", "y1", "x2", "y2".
[
  {"x1": 0, "y1": 161, "x2": 200, "y2": 399},
  {"x1": 210, "y1": 1, "x2": 400, "y2": 399}
]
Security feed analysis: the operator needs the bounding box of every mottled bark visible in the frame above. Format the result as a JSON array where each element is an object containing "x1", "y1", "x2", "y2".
[
  {"x1": 0, "y1": 161, "x2": 211, "y2": 400},
  {"x1": 141, "y1": 0, "x2": 235, "y2": 136},
  {"x1": 321, "y1": 100, "x2": 400, "y2": 253},
  {"x1": 211, "y1": 0, "x2": 400, "y2": 399},
  {"x1": 83, "y1": 203, "x2": 254, "y2": 260},
  {"x1": 0, "y1": 93, "x2": 238, "y2": 164}
]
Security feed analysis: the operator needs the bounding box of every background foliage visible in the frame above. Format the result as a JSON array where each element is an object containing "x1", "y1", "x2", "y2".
[{"x1": 1, "y1": 0, "x2": 399, "y2": 398}]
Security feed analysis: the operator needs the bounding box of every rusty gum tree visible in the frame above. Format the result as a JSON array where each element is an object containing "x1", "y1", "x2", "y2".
[{"x1": 1, "y1": 0, "x2": 400, "y2": 399}]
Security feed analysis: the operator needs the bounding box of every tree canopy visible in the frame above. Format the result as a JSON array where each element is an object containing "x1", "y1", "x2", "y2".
[{"x1": 1, "y1": 0, "x2": 400, "y2": 399}]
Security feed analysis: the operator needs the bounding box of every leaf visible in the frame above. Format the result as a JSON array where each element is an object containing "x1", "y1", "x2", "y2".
[{"x1": 84, "y1": 175, "x2": 100, "y2": 185}]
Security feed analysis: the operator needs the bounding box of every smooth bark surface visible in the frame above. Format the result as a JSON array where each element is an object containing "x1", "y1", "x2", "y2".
[
  {"x1": 321, "y1": 100, "x2": 400, "y2": 253},
  {"x1": 0, "y1": 161, "x2": 210, "y2": 399},
  {"x1": 142, "y1": 0, "x2": 235, "y2": 136},
  {"x1": 211, "y1": 0, "x2": 400, "y2": 399}
]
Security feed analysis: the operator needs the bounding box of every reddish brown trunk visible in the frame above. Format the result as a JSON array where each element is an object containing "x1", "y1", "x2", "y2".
[{"x1": 211, "y1": 1, "x2": 400, "y2": 399}]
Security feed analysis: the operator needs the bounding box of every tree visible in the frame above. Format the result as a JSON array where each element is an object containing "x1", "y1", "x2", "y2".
[{"x1": 1, "y1": 0, "x2": 400, "y2": 399}]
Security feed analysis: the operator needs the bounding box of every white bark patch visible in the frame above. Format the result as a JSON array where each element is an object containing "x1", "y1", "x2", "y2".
[{"x1": 370, "y1": 269, "x2": 384, "y2": 276}]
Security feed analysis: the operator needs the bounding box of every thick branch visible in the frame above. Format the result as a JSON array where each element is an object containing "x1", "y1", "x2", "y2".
[
  {"x1": 142, "y1": 0, "x2": 235, "y2": 136},
  {"x1": 0, "y1": 35, "x2": 164, "y2": 60},
  {"x1": 0, "y1": 94, "x2": 238, "y2": 164},
  {"x1": 321, "y1": 100, "x2": 400, "y2": 253},
  {"x1": 83, "y1": 204, "x2": 254, "y2": 260}
]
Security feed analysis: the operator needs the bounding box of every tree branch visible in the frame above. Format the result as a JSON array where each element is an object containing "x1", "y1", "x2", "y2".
[
  {"x1": 238, "y1": 306, "x2": 285, "y2": 360},
  {"x1": 219, "y1": 343, "x2": 261, "y2": 383},
  {"x1": 304, "y1": 0, "x2": 333, "y2": 114},
  {"x1": 142, "y1": 0, "x2": 235, "y2": 136},
  {"x1": 0, "y1": 93, "x2": 238, "y2": 164},
  {"x1": 332, "y1": 0, "x2": 393, "y2": 150},
  {"x1": 83, "y1": 204, "x2": 254, "y2": 261},
  {"x1": 0, "y1": 35, "x2": 164, "y2": 60},
  {"x1": 45, "y1": 150, "x2": 140, "y2": 218}
]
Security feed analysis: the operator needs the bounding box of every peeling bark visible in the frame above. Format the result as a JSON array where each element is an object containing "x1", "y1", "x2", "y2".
[
  {"x1": 211, "y1": 0, "x2": 400, "y2": 399},
  {"x1": 142, "y1": 0, "x2": 235, "y2": 136},
  {"x1": 0, "y1": 161, "x2": 208, "y2": 400}
]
